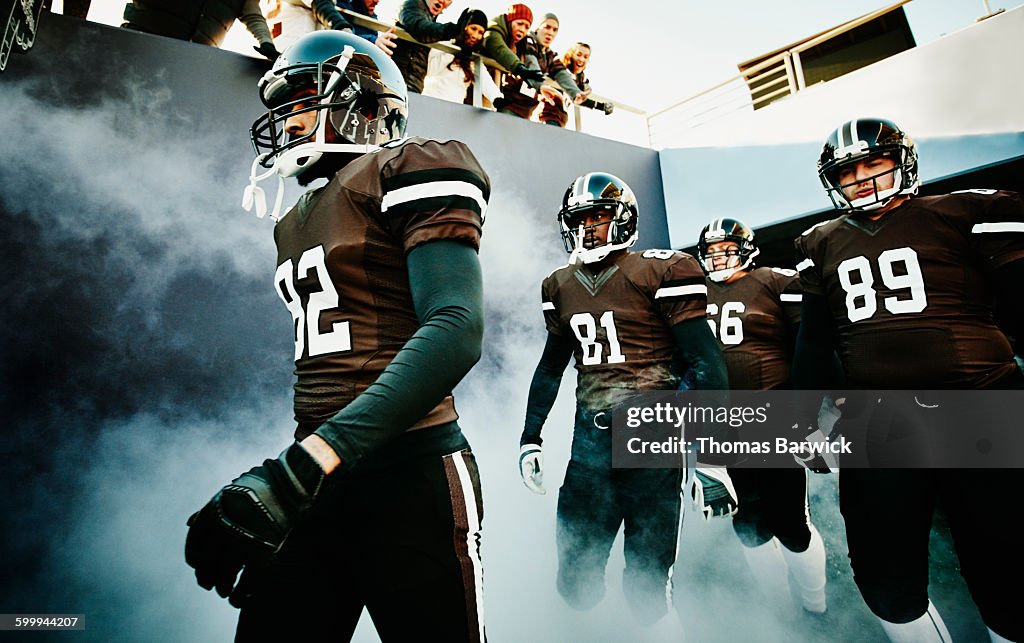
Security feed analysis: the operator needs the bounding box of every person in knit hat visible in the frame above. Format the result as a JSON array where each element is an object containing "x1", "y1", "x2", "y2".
[
  {"x1": 498, "y1": 11, "x2": 582, "y2": 121},
  {"x1": 423, "y1": 9, "x2": 501, "y2": 105},
  {"x1": 482, "y1": 2, "x2": 545, "y2": 96},
  {"x1": 392, "y1": 0, "x2": 475, "y2": 93}
]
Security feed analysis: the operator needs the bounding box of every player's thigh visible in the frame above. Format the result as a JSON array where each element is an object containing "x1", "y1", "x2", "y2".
[
  {"x1": 234, "y1": 497, "x2": 364, "y2": 640},
  {"x1": 839, "y1": 469, "x2": 934, "y2": 582},
  {"x1": 618, "y1": 467, "x2": 683, "y2": 565},
  {"x1": 360, "y1": 450, "x2": 485, "y2": 643},
  {"x1": 557, "y1": 459, "x2": 621, "y2": 562}
]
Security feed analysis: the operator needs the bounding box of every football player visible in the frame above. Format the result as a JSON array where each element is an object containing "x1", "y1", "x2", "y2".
[
  {"x1": 184, "y1": 31, "x2": 490, "y2": 642},
  {"x1": 697, "y1": 217, "x2": 828, "y2": 615},
  {"x1": 518, "y1": 172, "x2": 732, "y2": 625},
  {"x1": 794, "y1": 117, "x2": 1024, "y2": 643}
]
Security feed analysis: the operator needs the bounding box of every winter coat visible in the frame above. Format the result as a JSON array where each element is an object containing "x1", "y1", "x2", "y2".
[
  {"x1": 122, "y1": 0, "x2": 272, "y2": 47},
  {"x1": 540, "y1": 67, "x2": 590, "y2": 127},
  {"x1": 336, "y1": 0, "x2": 378, "y2": 43},
  {"x1": 392, "y1": 0, "x2": 458, "y2": 93}
]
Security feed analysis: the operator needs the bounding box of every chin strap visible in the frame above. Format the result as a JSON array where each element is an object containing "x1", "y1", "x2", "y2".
[{"x1": 242, "y1": 154, "x2": 287, "y2": 222}]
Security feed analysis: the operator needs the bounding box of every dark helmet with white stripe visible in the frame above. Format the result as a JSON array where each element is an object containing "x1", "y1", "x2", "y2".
[
  {"x1": 250, "y1": 30, "x2": 408, "y2": 178},
  {"x1": 697, "y1": 217, "x2": 759, "y2": 282},
  {"x1": 558, "y1": 172, "x2": 639, "y2": 264},
  {"x1": 818, "y1": 117, "x2": 919, "y2": 212}
]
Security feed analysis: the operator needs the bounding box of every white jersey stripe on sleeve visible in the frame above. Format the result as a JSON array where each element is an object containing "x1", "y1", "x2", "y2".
[
  {"x1": 655, "y1": 284, "x2": 707, "y2": 299},
  {"x1": 381, "y1": 180, "x2": 488, "y2": 215},
  {"x1": 971, "y1": 222, "x2": 1024, "y2": 233}
]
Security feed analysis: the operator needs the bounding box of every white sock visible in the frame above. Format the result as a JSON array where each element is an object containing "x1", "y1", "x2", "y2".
[
  {"x1": 878, "y1": 601, "x2": 952, "y2": 643},
  {"x1": 741, "y1": 537, "x2": 789, "y2": 598},
  {"x1": 779, "y1": 523, "x2": 827, "y2": 613}
]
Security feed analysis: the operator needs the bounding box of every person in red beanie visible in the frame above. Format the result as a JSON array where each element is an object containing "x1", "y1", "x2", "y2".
[{"x1": 482, "y1": 2, "x2": 545, "y2": 96}]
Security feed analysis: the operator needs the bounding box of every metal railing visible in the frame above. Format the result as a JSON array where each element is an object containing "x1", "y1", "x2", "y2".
[
  {"x1": 646, "y1": 0, "x2": 912, "y2": 149},
  {"x1": 338, "y1": 9, "x2": 641, "y2": 133}
]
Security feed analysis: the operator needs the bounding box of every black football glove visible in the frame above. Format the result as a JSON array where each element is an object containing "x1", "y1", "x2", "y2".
[
  {"x1": 792, "y1": 428, "x2": 839, "y2": 474},
  {"x1": 254, "y1": 42, "x2": 281, "y2": 63},
  {"x1": 689, "y1": 467, "x2": 739, "y2": 520},
  {"x1": 511, "y1": 62, "x2": 545, "y2": 83},
  {"x1": 185, "y1": 443, "x2": 325, "y2": 600}
]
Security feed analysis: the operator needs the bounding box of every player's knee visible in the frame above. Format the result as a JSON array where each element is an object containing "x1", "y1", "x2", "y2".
[
  {"x1": 557, "y1": 569, "x2": 606, "y2": 611},
  {"x1": 732, "y1": 517, "x2": 773, "y2": 548},
  {"x1": 855, "y1": 580, "x2": 928, "y2": 624},
  {"x1": 776, "y1": 527, "x2": 812, "y2": 553},
  {"x1": 623, "y1": 580, "x2": 670, "y2": 625}
]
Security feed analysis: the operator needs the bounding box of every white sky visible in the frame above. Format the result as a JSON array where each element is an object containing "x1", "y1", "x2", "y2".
[{"x1": 82, "y1": 0, "x2": 1013, "y2": 144}]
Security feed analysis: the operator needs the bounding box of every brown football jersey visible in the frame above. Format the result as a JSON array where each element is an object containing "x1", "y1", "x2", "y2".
[
  {"x1": 541, "y1": 249, "x2": 708, "y2": 410},
  {"x1": 795, "y1": 190, "x2": 1024, "y2": 389},
  {"x1": 273, "y1": 137, "x2": 489, "y2": 438},
  {"x1": 707, "y1": 266, "x2": 802, "y2": 390}
]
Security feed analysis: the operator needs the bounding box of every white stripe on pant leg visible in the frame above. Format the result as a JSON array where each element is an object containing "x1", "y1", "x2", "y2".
[
  {"x1": 877, "y1": 600, "x2": 952, "y2": 643},
  {"x1": 451, "y1": 452, "x2": 486, "y2": 643}
]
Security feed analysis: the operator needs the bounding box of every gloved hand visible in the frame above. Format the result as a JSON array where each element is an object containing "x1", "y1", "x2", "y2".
[
  {"x1": 511, "y1": 62, "x2": 545, "y2": 83},
  {"x1": 455, "y1": 7, "x2": 473, "y2": 32},
  {"x1": 688, "y1": 466, "x2": 738, "y2": 520},
  {"x1": 519, "y1": 444, "x2": 545, "y2": 495},
  {"x1": 598, "y1": 101, "x2": 614, "y2": 115},
  {"x1": 792, "y1": 428, "x2": 839, "y2": 474},
  {"x1": 254, "y1": 42, "x2": 281, "y2": 63},
  {"x1": 185, "y1": 443, "x2": 325, "y2": 599}
]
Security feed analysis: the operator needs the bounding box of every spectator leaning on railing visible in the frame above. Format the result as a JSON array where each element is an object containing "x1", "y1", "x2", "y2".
[
  {"x1": 392, "y1": 0, "x2": 473, "y2": 94},
  {"x1": 261, "y1": 0, "x2": 353, "y2": 51},
  {"x1": 422, "y1": 10, "x2": 500, "y2": 106},
  {"x1": 482, "y1": 4, "x2": 546, "y2": 119},
  {"x1": 540, "y1": 41, "x2": 614, "y2": 127},
  {"x1": 122, "y1": 0, "x2": 281, "y2": 61},
  {"x1": 336, "y1": 0, "x2": 397, "y2": 56},
  {"x1": 513, "y1": 13, "x2": 581, "y2": 123}
]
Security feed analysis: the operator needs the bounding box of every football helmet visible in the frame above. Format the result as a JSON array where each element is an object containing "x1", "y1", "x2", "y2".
[
  {"x1": 697, "y1": 217, "x2": 759, "y2": 282},
  {"x1": 243, "y1": 31, "x2": 408, "y2": 220},
  {"x1": 558, "y1": 172, "x2": 639, "y2": 264},
  {"x1": 818, "y1": 117, "x2": 919, "y2": 212}
]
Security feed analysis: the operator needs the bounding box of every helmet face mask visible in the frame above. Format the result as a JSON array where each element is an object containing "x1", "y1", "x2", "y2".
[
  {"x1": 249, "y1": 31, "x2": 408, "y2": 177},
  {"x1": 697, "y1": 218, "x2": 759, "y2": 282},
  {"x1": 558, "y1": 172, "x2": 639, "y2": 264},
  {"x1": 818, "y1": 118, "x2": 919, "y2": 212}
]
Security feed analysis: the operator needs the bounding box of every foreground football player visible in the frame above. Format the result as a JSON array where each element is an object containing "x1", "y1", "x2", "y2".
[
  {"x1": 518, "y1": 172, "x2": 731, "y2": 625},
  {"x1": 697, "y1": 218, "x2": 828, "y2": 615},
  {"x1": 184, "y1": 31, "x2": 489, "y2": 642},
  {"x1": 794, "y1": 117, "x2": 1024, "y2": 643}
]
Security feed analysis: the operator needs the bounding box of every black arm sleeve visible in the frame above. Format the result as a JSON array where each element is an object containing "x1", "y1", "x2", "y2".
[
  {"x1": 672, "y1": 318, "x2": 729, "y2": 393},
  {"x1": 792, "y1": 293, "x2": 839, "y2": 391},
  {"x1": 314, "y1": 241, "x2": 483, "y2": 469},
  {"x1": 993, "y1": 258, "x2": 1024, "y2": 353},
  {"x1": 672, "y1": 317, "x2": 730, "y2": 464},
  {"x1": 521, "y1": 332, "x2": 574, "y2": 447}
]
